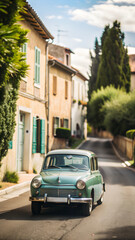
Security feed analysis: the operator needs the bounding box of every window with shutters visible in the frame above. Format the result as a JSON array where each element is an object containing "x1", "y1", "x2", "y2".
[
  {"x1": 53, "y1": 117, "x2": 60, "y2": 136},
  {"x1": 32, "y1": 117, "x2": 45, "y2": 154},
  {"x1": 53, "y1": 76, "x2": 57, "y2": 95},
  {"x1": 34, "y1": 47, "x2": 40, "y2": 84},
  {"x1": 65, "y1": 81, "x2": 68, "y2": 99}
]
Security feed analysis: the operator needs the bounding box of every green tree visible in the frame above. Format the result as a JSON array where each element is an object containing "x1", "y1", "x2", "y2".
[
  {"x1": 96, "y1": 20, "x2": 130, "y2": 92},
  {"x1": 88, "y1": 38, "x2": 100, "y2": 100},
  {"x1": 87, "y1": 86, "x2": 124, "y2": 130},
  {"x1": 0, "y1": 0, "x2": 28, "y2": 165}
]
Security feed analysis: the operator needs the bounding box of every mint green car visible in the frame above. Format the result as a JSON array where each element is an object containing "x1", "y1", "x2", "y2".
[{"x1": 29, "y1": 149, "x2": 105, "y2": 216}]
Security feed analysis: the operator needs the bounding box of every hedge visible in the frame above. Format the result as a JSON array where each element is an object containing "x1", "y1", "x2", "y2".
[{"x1": 56, "y1": 128, "x2": 71, "y2": 139}]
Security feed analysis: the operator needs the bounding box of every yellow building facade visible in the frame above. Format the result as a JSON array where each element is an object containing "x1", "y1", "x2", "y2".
[
  {"x1": 1, "y1": 3, "x2": 53, "y2": 178},
  {"x1": 47, "y1": 51, "x2": 75, "y2": 151}
]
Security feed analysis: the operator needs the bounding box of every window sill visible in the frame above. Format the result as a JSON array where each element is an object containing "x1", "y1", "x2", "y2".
[
  {"x1": 34, "y1": 83, "x2": 40, "y2": 89},
  {"x1": 21, "y1": 77, "x2": 27, "y2": 82}
]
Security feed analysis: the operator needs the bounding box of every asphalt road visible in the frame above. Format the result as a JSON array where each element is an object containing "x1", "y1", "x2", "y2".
[{"x1": 0, "y1": 137, "x2": 135, "y2": 240}]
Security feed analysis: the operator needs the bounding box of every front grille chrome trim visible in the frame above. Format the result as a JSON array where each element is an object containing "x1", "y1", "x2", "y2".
[{"x1": 29, "y1": 196, "x2": 92, "y2": 204}]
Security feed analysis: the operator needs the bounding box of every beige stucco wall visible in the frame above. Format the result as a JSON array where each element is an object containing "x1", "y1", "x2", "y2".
[{"x1": 49, "y1": 66, "x2": 72, "y2": 151}]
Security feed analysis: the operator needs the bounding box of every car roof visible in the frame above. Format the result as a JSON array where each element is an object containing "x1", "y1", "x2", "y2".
[{"x1": 46, "y1": 149, "x2": 95, "y2": 158}]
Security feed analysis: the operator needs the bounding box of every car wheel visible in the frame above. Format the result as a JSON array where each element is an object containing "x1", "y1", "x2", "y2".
[
  {"x1": 81, "y1": 199, "x2": 93, "y2": 216},
  {"x1": 31, "y1": 202, "x2": 41, "y2": 215},
  {"x1": 97, "y1": 192, "x2": 104, "y2": 205}
]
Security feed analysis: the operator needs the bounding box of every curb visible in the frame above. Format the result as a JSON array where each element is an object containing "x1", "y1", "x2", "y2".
[
  {"x1": 0, "y1": 181, "x2": 30, "y2": 196},
  {"x1": 111, "y1": 141, "x2": 135, "y2": 172},
  {"x1": 76, "y1": 139, "x2": 87, "y2": 149}
]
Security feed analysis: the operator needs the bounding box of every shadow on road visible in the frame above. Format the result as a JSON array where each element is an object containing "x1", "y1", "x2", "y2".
[
  {"x1": 0, "y1": 204, "x2": 98, "y2": 221},
  {"x1": 95, "y1": 226, "x2": 135, "y2": 240}
]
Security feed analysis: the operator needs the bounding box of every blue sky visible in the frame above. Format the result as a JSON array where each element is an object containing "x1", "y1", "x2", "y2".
[{"x1": 28, "y1": 0, "x2": 135, "y2": 77}]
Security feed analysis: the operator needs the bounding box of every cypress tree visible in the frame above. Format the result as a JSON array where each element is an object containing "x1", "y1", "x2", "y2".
[
  {"x1": 88, "y1": 38, "x2": 100, "y2": 100},
  {"x1": 96, "y1": 20, "x2": 130, "y2": 92}
]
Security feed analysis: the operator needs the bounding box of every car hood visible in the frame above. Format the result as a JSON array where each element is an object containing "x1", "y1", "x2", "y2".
[{"x1": 40, "y1": 170, "x2": 89, "y2": 185}]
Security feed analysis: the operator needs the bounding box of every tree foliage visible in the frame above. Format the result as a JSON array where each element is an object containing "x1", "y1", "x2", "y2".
[
  {"x1": 87, "y1": 86, "x2": 123, "y2": 130},
  {"x1": 0, "y1": 0, "x2": 28, "y2": 165},
  {"x1": 88, "y1": 38, "x2": 100, "y2": 100},
  {"x1": 104, "y1": 90, "x2": 135, "y2": 136},
  {"x1": 96, "y1": 21, "x2": 130, "y2": 92}
]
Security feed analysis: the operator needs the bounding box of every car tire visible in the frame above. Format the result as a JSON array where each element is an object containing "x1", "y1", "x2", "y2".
[
  {"x1": 31, "y1": 202, "x2": 41, "y2": 215},
  {"x1": 97, "y1": 192, "x2": 104, "y2": 205},
  {"x1": 81, "y1": 200, "x2": 93, "y2": 216}
]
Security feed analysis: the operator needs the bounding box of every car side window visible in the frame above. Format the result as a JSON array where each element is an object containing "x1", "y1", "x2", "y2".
[
  {"x1": 94, "y1": 157, "x2": 98, "y2": 170},
  {"x1": 90, "y1": 157, "x2": 94, "y2": 171}
]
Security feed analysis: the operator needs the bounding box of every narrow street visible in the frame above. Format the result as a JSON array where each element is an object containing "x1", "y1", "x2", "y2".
[{"x1": 0, "y1": 138, "x2": 135, "y2": 240}]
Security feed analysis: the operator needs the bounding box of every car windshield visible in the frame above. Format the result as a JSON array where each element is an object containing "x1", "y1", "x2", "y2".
[{"x1": 43, "y1": 154, "x2": 89, "y2": 171}]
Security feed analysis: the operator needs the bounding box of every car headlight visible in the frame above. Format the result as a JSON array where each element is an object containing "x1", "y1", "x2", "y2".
[
  {"x1": 76, "y1": 180, "x2": 86, "y2": 190},
  {"x1": 32, "y1": 176, "x2": 42, "y2": 189}
]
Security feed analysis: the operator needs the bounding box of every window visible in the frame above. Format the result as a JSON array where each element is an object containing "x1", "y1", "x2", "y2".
[
  {"x1": 65, "y1": 81, "x2": 68, "y2": 99},
  {"x1": 53, "y1": 117, "x2": 60, "y2": 136},
  {"x1": 64, "y1": 119, "x2": 69, "y2": 128},
  {"x1": 53, "y1": 76, "x2": 57, "y2": 95},
  {"x1": 32, "y1": 117, "x2": 45, "y2": 154},
  {"x1": 66, "y1": 54, "x2": 69, "y2": 66},
  {"x1": 94, "y1": 157, "x2": 98, "y2": 170},
  {"x1": 34, "y1": 47, "x2": 40, "y2": 84},
  {"x1": 91, "y1": 157, "x2": 94, "y2": 171}
]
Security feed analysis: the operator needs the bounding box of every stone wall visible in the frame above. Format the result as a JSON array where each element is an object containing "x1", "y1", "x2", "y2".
[{"x1": 113, "y1": 136, "x2": 133, "y2": 160}]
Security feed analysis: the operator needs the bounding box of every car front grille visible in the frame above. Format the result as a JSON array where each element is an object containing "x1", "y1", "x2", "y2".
[{"x1": 40, "y1": 188, "x2": 77, "y2": 198}]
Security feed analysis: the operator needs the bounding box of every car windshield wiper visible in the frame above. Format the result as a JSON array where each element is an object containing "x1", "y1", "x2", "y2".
[{"x1": 62, "y1": 165, "x2": 78, "y2": 170}]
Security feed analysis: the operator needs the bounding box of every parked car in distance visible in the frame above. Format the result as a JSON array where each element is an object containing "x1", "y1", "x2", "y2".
[{"x1": 29, "y1": 149, "x2": 105, "y2": 216}]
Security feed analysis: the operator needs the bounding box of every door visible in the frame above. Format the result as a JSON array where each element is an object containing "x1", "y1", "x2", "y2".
[{"x1": 18, "y1": 112, "x2": 25, "y2": 171}]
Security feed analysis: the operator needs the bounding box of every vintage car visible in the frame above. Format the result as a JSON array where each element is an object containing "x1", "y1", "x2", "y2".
[{"x1": 29, "y1": 149, "x2": 105, "y2": 216}]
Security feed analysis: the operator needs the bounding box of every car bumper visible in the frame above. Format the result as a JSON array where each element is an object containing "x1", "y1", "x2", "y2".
[{"x1": 29, "y1": 194, "x2": 92, "y2": 204}]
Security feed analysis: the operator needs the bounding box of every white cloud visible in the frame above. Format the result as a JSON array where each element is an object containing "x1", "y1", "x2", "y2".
[
  {"x1": 47, "y1": 15, "x2": 63, "y2": 20},
  {"x1": 69, "y1": 0, "x2": 135, "y2": 32},
  {"x1": 71, "y1": 48, "x2": 90, "y2": 78},
  {"x1": 73, "y1": 38, "x2": 82, "y2": 42}
]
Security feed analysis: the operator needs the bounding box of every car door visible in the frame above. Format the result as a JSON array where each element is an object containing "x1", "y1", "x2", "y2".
[{"x1": 91, "y1": 156, "x2": 100, "y2": 202}]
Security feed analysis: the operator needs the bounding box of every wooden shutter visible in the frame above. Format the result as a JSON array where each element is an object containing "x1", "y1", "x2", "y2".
[
  {"x1": 53, "y1": 76, "x2": 57, "y2": 95},
  {"x1": 60, "y1": 118, "x2": 64, "y2": 127},
  {"x1": 65, "y1": 81, "x2": 68, "y2": 99},
  {"x1": 32, "y1": 117, "x2": 37, "y2": 153},
  {"x1": 35, "y1": 47, "x2": 40, "y2": 84},
  {"x1": 40, "y1": 119, "x2": 45, "y2": 154}
]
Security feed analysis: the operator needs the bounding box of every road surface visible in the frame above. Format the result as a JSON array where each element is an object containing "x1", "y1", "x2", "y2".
[{"x1": 0, "y1": 137, "x2": 135, "y2": 240}]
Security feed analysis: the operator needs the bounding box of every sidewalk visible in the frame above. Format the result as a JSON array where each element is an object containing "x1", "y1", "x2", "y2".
[{"x1": 0, "y1": 172, "x2": 36, "y2": 202}]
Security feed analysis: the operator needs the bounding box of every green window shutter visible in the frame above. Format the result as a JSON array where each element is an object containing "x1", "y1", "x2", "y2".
[
  {"x1": 21, "y1": 43, "x2": 27, "y2": 62},
  {"x1": 35, "y1": 47, "x2": 40, "y2": 84},
  {"x1": 32, "y1": 117, "x2": 37, "y2": 153},
  {"x1": 40, "y1": 119, "x2": 45, "y2": 154},
  {"x1": 9, "y1": 141, "x2": 13, "y2": 149}
]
